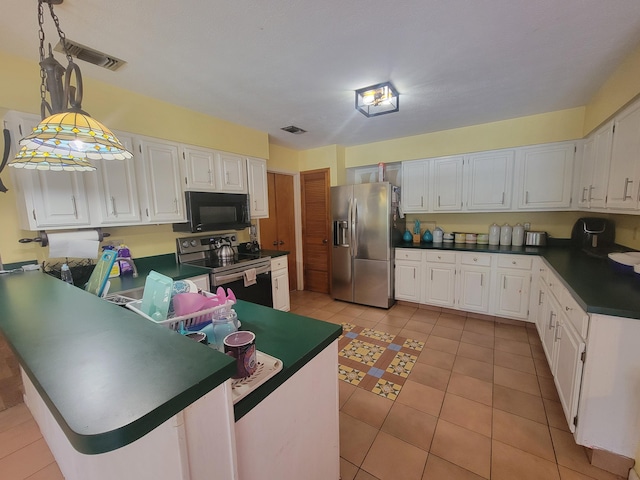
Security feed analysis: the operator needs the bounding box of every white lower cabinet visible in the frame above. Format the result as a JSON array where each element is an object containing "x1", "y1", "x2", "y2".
[
  {"x1": 457, "y1": 253, "x2": 491, "y2": 313},
  {"x1": 423, "y1": 252, "x2": 456, "y2": 307},
  {"x1": 271, "y1": 256, "x2": 290, "y2": 311},
  {"x1": 492, "y1": 255, "x2": 532, "y2": 320},
  {"x1": 394, "y1": 249, "x2": 423, "y2": 303}
]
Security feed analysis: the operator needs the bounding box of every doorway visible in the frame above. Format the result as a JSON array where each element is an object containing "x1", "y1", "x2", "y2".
[
  {"x1": 259, "y1": 172, "x2": 297, "y2": 290},
  {"x1": 300, "y1": 168, "x2": 331, "y2": 293}
]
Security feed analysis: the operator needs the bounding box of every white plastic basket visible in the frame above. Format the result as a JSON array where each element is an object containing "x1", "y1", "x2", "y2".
[{"x1": 126, "y1": 291, "x2": 235, "y2": 331}]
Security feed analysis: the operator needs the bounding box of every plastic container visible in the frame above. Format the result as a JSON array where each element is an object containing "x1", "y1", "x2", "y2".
[
  {"x1": 211, "y1": 314, "x2": 239, "y2": 352},
  {"x1": 608, "y1": 252, "x2": 640, "y2": 275},
  {"x1": 512, "y1": 224, "x2": 525, "y2": 247},
  {"x1": 465, "y1": 233, "x2": 477, "y2": 244},
  {"x1": 500, "y1": 224, "x2": 512, "y2": 246},
  {"x1": 477, "y1": 234, "x2": 489, "y2": 245},
  {"x1": 433, "y1": 227, "x2": 443, "y2": 243},
  {"x1": 60, "y1": 263, "x2": 74, "y2": 285},
  {"x1": 489, "y1": 223, "x2": 501, "y2": 246},
  {"x1": 454, "y1": 232, "x2": 466, "y2": 244}
]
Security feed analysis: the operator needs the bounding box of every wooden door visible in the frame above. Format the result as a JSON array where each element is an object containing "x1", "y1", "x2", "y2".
[
  {"x1": 301, "y1": 169, "x2": 331, "y2": 293},
  {"x1": 259, "y1": 173, "x2": 298, "y2": 290}
]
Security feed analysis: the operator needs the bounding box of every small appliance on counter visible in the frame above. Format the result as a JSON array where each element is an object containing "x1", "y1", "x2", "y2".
[
  {"x1": 525, "y1": 231, "x2": 548, "y2": 246},
  {"x1": 571, "y1": 217, "x2": 616, "y2": 257}
]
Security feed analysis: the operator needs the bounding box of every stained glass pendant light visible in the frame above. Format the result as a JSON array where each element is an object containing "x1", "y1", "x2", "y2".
[{"x1": 9, "y1": 0, "x2": 132, "y2": 172}]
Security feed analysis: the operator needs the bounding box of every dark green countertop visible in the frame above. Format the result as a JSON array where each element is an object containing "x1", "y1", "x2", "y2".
[
  {"x1": 232, "y1": 301, "x2": 341, "y2": 421},
  {"x1": 395, "y1": 242, "x2": 640, "y2": 320},
  {"x1": 0, "y1": 270, "x2": 236, "y2": 454}
]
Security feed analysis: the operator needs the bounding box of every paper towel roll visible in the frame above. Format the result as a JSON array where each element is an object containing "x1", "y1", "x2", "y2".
[{"x1": 47, "y1": 230, "x2": 101, "y2": 259}]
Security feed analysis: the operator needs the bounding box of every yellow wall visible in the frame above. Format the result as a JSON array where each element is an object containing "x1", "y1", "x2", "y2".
[
  {"x1": 0, "y1": 50, "x2": 268, "y2": 264},
  {"x1": 268, "y1": 144, "x2": 299, "y2": 172},
  {"x1": 298, "y1": 145, "x2": 342, "y2": 186},
  {"x1": 583, "y1": 42, "x2": 640, "y2": 135},
  {"x1": 344, "y1": 107, "x2": 585, "y2": 167}
]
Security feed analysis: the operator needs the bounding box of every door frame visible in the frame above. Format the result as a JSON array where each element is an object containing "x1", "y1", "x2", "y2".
[{"x1": 257, "y1": 168, "x2": 303, "y2": 291}]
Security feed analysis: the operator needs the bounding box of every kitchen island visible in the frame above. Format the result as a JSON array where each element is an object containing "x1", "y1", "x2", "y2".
[{"x1": 0, "y1": 269, "x2": 341, "y2": 480}]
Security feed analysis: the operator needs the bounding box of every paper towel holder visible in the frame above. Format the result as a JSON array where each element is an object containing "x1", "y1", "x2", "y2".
[{"x1": 18, "y1": 228, "x2": 110, "y2": 247}]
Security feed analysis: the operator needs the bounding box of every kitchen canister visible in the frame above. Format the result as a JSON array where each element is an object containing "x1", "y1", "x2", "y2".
[
  {"x1": 512, "y1": 223, "x2": 525, "y2": 246},
  {"x1": 433, "y1": 227, "x2": 444, "y2": 243},
  {"x1": 500, "y1": 224, "x2": 513, "y2": 246},
  {"x1": 489, "y1": 223, "x2": 501, "y2": 245}
]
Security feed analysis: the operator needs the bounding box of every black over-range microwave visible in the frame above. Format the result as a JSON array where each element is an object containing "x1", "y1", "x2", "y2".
[{"x1": 173, "y1": 191, "x2": 251, "y2": 233}]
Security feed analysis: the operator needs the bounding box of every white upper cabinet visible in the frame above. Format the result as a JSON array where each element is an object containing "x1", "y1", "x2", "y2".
[
  {"x1": 515, "y1": 141, "x2": 575, "y2": 210},
  {"x1": 91, "y1": 133, "x2": 141, "y2": 225},
  {"x1": 465, "y1": 150, "x2": 514, "y2": 211},
  {"x1": 605, "y1": 101, "x2": 640, "y2": 210},
  {"x1": 432, "y1": 156, "x2": 464, "y2": 211},
  {"x1": 246, "y1": 157, "x2": 269, "y2": 218},
  {"x1": 217, "y1": 152, "x2": 247, "y2": 193},
  {"x1": 136, "y1": 137, "x2": 185, "y2": 223},
  {"x1": 401, "y1": 159, "x2": 429, "y2": 212},
  {"x1": 578, "y1": 122, "x2": 613, "y2": 209},
  {"x1": 182, "y1": 145, "x2": 218, "y2": 191}
]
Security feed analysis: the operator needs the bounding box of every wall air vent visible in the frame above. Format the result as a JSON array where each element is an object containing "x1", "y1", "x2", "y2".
[
  {"x1": 54, "y1": 40, "x2": 126, "y2": 71},
  {"x1": 280, "y1": 125, "x2": 307, "y2": 134}
]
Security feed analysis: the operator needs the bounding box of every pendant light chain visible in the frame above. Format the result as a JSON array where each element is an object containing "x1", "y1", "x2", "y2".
[
  {"x1": 37, "y1": 0, "x2": 47, "y2": 112},
  {"x1": 46, "y1": 0, "x2": 73, "y2": 64}
]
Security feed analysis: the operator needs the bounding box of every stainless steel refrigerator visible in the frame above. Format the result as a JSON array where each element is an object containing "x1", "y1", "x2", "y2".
[{"x1": 331, "y1": 182, "x2": 404, "y2": 309}]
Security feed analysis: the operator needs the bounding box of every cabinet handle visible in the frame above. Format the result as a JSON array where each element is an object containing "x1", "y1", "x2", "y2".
[
  {"x1": 473, "y1": 257, "x2": 478, "y2": 262},
  {"x1": 548, "y1": 311, "x2": 556, "y2": 330},
  {"x1": 623, "y1": 178, "x2": 633, "y2": 200},
  {"x1": 226, "y1": 171, "x2": 230, "y2": 185},
  {"x1": 503, "y1": 277, "x2": 506, "y2": 289},
  {"x1": 538, "y1": 290, "x2": 544, "y2": 305},
  {"x1": 588, "y1": 185, "x2": 594, "y2": 202},
  {"x1": 431, "y1": 270, "x2": 433, "y2": 281},
  {"x1": 174, "y1": 198, "x2": 178, "y2": 213},
  {"x1": 275, "y1": 278, "x2": 279, "y2": 290},
  {"x1": 279, "y1": 240, "x2": 284, "y2": 245},
  {"x1": 208, "y1": 169, "x2": 213, "y2": 184},
  {"x1": 420, "y1": 195, "x2": 424, "y2": 207},
  {"x1": 501, "y1": 192, "x2": 505, "y2": 205},
  {"x1": 413, "y1": 268, "x2": 416, "y2": 279},
  {"x1": 32, "y1": 209, "x2": 36, "y2": 221},
  {"x1": 146, "y1": 208, "x2": 149, "y2": 217},
  {"x1": 512, "y1": 260, "x2": 516, "y2": 265},
  {"x1": 273, "y1": 241, "x2": 278, "y2": 246},
  {"x1": 555, "y1": 323, "x2": 562, "y2": 342},
  {"x1": 565, "y1": 305, "x2": 571, "y2": 312},
  {"x1": 480, "y1": 273, "x2": 483, "y2": 287},
  {"x1": 437, "y1": 195, "x2": 441, "y2": 207},
  {"x1": 581, "y1": 187, "x2": 587, "y2": 203},
  {"x1": 525, "y1": 191, "x2": 529, "y2": 204},
  {"x1": 71, "y1": 196, "x2": 78, "y2": 218},
  {"x1": 111, "y1": 196, "x2": 117, "y2": 217}
]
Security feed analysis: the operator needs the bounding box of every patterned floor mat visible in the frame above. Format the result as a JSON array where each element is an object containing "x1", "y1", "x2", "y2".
[{"x1": 338, "y1": 324, "x2": 424, "y2": 400}]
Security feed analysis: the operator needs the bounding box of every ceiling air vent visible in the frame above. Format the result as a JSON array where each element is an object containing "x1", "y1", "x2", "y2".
[
  {"x1": 54, "y1": 40, "x2": 126, "y2": 71},
  {"x1": 281, "y1": 125, "x2": 307, "y2": 134}
]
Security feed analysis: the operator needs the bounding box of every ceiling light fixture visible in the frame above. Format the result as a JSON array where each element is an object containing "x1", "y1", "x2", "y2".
[
  {"x1": 9, "y1": 0, "x2": 132, "y2": 172},
  {"x1": 355, "y1": 82, "x2": 399, "y2": 117}
]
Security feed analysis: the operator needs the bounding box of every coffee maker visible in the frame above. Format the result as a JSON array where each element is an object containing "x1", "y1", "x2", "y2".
[{"x1": 571, "y1": 217, "x2": 615, "y2": 255}]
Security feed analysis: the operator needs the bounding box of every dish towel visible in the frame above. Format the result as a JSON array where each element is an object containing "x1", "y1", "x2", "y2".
[{"x1": 243, "y1": 268, "x2": 257, "y2": 287}]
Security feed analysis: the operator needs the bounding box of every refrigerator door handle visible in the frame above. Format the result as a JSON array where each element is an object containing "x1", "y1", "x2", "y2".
[{"x1": 352, "y1": 198, "x2": 358, "y2": 257}]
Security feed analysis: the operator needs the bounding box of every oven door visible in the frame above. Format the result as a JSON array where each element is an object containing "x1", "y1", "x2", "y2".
[{"x1": 212, "y1": 266, "x2": 273, "y2": 308}]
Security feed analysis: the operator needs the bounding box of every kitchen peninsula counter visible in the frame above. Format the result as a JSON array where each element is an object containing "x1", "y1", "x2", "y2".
[
  {"x1": 394, "y1": 242, "x2": 640, "y2": 320},
  {"x1": 0, "y1": 269, "x2": 341, "y2": 480}
]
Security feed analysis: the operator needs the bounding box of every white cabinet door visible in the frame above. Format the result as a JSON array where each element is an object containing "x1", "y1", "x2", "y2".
[
  {"x1": 182, "y1": 146, "x2": 218, "y2": 191},
  {"x1": 493, "y1": 269, "x2": 531, "y2": 320},
  {"x1": 553, "y1": 318, "x2": 585, "y2": 433},
  {"x1": 534, "y1": 277, "x2": 548, "y2": 341},
  {"x1": 217, "y1": 152, "x2": 247, "y2": 193},
  {"x1": 515, "y1": 142, "x2": 575, "y2": 209},
  {"x1": 577, "y1": 137, "x2": 595, "y2": 209},
  {"x1": 605, "y1": 101, "x2": 640, "y2": 210},
  {"x1": 458, "y1": 266, "x2": 490, "y2": 313},
  {"x1": 137, "y1": 138, "x2": 185, "y2": 223},
  {"x1": 465, "y1": 150, "x2": 514, "y2": 210},
  {"x1": 395, "y1": 260, "x2": 422, "y2": 303},
  {"x1": 540, "y1": 288, "x2": 560, "y2": 366},
  {"x1": 424, "y1": 264, "x2": 456, "y2": 307},
  {"x1": 401, "y1": 160, "x2": 429, "y2": 212},
  {"x1": 93, "y1": 133, "x2": 141, "y2": 225},
  {"x1": 247, "y1": 157, "x2": 269, "y2": 218},
  {"x1": 588, "y1": 122, "x2": 614, "y2": 209},
  {"x1": 271, "y1": 257, "x2": 290, "y2": 311},
  {"x1": 26, "y1": 170, "x2": 91, "y2": 229},
  {"x1": 432, "y1": 156, "x2": 463, "y2": 211}
]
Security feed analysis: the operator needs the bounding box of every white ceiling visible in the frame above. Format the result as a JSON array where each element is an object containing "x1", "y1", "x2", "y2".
[{"x1": 2, "y1": 0, "x2": 640, "y2": 151}]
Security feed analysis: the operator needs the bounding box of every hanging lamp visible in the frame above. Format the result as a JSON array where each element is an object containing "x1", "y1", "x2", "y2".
[{"x1": 9, "y1": 0, "x2": 132, "y2": 172}]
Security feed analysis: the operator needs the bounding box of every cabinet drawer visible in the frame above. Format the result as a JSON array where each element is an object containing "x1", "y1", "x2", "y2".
[
  {"x1": 395, "y1": 249, "x2": 423, "y2": 262},
  {"x1": 496, "y1": 255, "x2": 533, "y2": 270},
  {"x1": 561, "y1": 289, "x2": 589, "y2": 339},
  {"x1": 426, "y1": 251, "x2": 456, "y2": 264},
  {"x1": 460, "y1": 253, "x2": 492, "y2": 267},
  {"x1": 271, "y1": 257, "x2": 288, "y2": 271}
]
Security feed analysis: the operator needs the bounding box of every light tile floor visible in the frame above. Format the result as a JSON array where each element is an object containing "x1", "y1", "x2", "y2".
[
  {"x1": 0, "y1": 291, "x2": 628, "y2": 480},
  {"x1": 288, "y1": 290, "x2": 627, "y2": 480}
]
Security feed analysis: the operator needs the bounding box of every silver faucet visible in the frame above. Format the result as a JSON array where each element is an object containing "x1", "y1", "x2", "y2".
[{"x1": 116, "y1": 257, "x2": 138, "y2": 277}]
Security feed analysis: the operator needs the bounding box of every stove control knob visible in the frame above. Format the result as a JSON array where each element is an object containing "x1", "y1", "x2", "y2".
[
  {"x1": 181, "y1": 240, "x2": 190, "y2": 249},
  {"x1": 190, "y1": 239, "x2": 198, "y2": 247},
  {"x1": 230, "y1": 235, "x2": 236, "y2": 242}
]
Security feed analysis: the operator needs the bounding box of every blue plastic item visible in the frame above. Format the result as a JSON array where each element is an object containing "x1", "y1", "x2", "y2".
[
  {"x1": 403, "y1": 230, "x2": 412, "y2": 242},
  {"x1": 85, "y1": 250, "x2": 118, "y2": 297}
]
